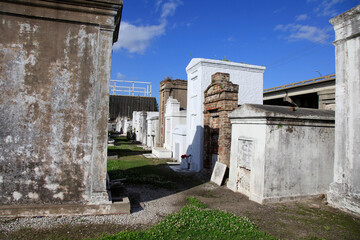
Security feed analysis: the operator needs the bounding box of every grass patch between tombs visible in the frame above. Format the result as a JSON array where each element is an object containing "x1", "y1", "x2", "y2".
[
  {"x1": 98, "y1": 197, "x2": 276, "y2": 240},
  {"x1": 107, "y1": 136, "x2": 203, "y2": 190}
]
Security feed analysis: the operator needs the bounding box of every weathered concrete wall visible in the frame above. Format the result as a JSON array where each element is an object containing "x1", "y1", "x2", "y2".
[
  {"x1": 0, "y1": 0, "x2": 122, "y2": 208},
  {"x1": 228, "y1": 104, "x2": 335, "y2": 204},
  {"x1": 185, "y1": 58, "x2": 265, "y2": 172},
  {"x1": 328, "y1": 5, "x2": 360, "y2": 215}
]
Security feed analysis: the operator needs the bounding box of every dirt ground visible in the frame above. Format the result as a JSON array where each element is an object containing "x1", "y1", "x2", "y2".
[
  {"x1": 178, "y1": 182, "x2": 360, "y2": 240},
  {"x1": 2, "y1": 168, "x2": 360, "y2": 240},
  {"x1": 126, "y1": 178, "x2": 360, "y2": 240}
]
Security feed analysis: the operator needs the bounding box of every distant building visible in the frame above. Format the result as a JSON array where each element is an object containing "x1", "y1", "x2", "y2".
[
  {"x1": 109, "y1": 95, "x2": 157, "y2": 120},
  {"x1": 263, "y1": 74, "x2": 335, "y2": 110}
]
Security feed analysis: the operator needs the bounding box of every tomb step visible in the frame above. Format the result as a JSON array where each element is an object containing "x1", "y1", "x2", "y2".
[{"x1": 152, "y1": 147, "x2": 172, "y2": 158}]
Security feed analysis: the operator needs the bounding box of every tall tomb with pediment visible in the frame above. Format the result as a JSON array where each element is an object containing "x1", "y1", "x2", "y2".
[{"x1": 185, "y1": 58, "x2": 265, "y2": 172}]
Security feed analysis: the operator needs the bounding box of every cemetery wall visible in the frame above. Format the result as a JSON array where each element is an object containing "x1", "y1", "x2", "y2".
[{"x1": 109, "y1": 95, "x2": 157, "y2": 119}]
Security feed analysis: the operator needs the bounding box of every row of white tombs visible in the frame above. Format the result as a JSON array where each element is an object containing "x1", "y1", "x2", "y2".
[{"x1": 108, "y1": 59, "x2": 344, "y2": 208}]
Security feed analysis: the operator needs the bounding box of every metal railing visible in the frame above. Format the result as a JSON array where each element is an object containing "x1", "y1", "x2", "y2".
[
  {"x1": 263, "y1": 74, "x2": 335, "y2": 93},
  {"x1": 110, "y1": 80, "x2": 152, "y2": 96}
]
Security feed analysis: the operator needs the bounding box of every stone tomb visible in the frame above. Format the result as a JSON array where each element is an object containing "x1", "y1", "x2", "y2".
[
  {"x1": 152, "y1": 97, "x2": 186, "y2": 159},
  {"x1": 0, "y1": 0, "x2": 129, "y2": 216},
  {"x1": 157, "y1": 79, "x2": 187, "y2": 147},
  {"x1": 132, "y1": 111, "x2": 140, "y2": 139},
  {"x1": 185, "y1": 58, "x2": 265, "y2": 171},
  {"x1": 172, "y1": 125, "x2": 187, "y2": 162},
  {"x1": 123, "y1": 117, "x2": 132, "y2": 134},
  {"x1": 203, "y1": 72, "x2": 238, "y2": 170},
  {"x1": 227, "y1": 104, "x2": 335, "y2": 204},
  {"x1": 133, "y1": 111, "x2": 158, "y2": 145},
  {"x1": 146, "y1": 112, "x2": 159, "y2": 148},
  {"x1": 328, "y1": 5, "x2": 360, "y2": 215},
  {"x1": 117, "y1": 116, "x2": 132, "y2": 134},
  {"x1": 164, "y1": 97, "x2": 187, "y2": 152}
]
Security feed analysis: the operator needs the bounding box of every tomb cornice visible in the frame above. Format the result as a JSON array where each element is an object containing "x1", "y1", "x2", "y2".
[
  {"x1": 186, "y1": 58, "x2": 266, "y2": 73},
  {"x1": 330, "y1": 5, "x2": 360, "y2": 43},
  {"x1": 0, "y1": 0, "x2": 122, "y2": 40},
  {"x1": 229, "y1": 104, "x2": 335, "y2": 122}
]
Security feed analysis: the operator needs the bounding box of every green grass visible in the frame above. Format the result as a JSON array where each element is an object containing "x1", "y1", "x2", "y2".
[
  {"x1": 107, "y1": 136, "x2": 203, "y2": 189},
  {"x1": 98, "y1": 197, "x2": 276, "y2": 240}
]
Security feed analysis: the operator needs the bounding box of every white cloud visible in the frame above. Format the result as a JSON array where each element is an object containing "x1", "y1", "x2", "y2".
[
  {"x1": 161, "y1": 0, "x2": 183, "y2": 19},
  {"x1": 156, "y1": 0, "x2": 163, "y2": 11},
  {"x1": 116, "y1": 72, "x2": 126, "y2": 79},
  {"x1": 113, "y1": 0, "x2": 183, "y2": 54},
  {"x1": 314, "y1": 0, "x2": 344, "y2": 17},
  {"x1": 113, "y1": 21, "x2": 166, "y2": 54},
  {"x1": 295, "y1": 14, "x2": 309, "y2": 21},
  {"x1": 275, "y1": 24, "x2": 331, "y2": 43}
]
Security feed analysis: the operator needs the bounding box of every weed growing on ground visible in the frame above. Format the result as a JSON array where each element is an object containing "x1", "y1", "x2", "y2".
[{"x1": 98, "y1": 197, "x2": 275, "y2": 240}]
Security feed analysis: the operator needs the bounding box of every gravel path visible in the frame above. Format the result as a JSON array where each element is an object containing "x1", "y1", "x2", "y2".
[{"x1": 0, "y1": 185, "x2": 185, "y2": 234}]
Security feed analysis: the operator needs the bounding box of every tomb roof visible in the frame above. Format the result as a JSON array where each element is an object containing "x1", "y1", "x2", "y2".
[
  {"x1": 229, "y1": 104, "x2": 335, "y2": 121},
  {"x1": 186, "y1": 58, "x2": 266, "y2": 72}
]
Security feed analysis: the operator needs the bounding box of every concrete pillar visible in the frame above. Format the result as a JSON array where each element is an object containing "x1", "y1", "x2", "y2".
[{"x1": 328, "y1": 5, "x2": 360, "y2": 215}]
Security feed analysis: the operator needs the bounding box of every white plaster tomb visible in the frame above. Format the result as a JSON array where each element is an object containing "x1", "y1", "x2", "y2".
[
  {"x1": 227, "y1": 104, "x2": 335, "y2": 204},
  {"x1": 132, "y1": 111, "x2": 140, "y2": 139},
  {"x1": 185, "y1": 58, "x2": 266, "y2": 171},
  {"x1": 172, "y1": 125, "x2": 187, "y2": 162},
  {"x1": 146, "y1": 112, "x2": 159, "y2": 148},
  {"x1": 164, "y1": 97, "x2": 187, "y2": 151},
  {"x1": 123, "y1": 117, "x2": 131, "y2": 134}
]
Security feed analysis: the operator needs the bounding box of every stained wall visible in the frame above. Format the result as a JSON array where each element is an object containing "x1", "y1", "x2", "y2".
[{"x1": 0, "y1": 0, "x2": 122, "y2": 206}]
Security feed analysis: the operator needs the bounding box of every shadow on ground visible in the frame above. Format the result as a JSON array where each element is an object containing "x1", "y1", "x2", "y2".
[
  {"x1": 107, "y1": 135, "x2": 210, "y2": 213},
  {"x1": 107, "y1": 135, "x2": 360, "y2": 240}
]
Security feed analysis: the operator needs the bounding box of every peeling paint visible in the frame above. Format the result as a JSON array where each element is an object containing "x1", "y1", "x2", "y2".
[
  {"x1": 5, "y1": 136, "x2": 13, "y2": 143},
  {"x1": 44, "y1": 183, "x2": 59, "y2": 191},
  {"x1": 53, "y1": 192, "x2": 64, "y2": 200},
  {"x1": 27, "y1": 192, "x2": 39, "y2": 200},
  {"x1": 19, "y1": 23, "x2": 39, "y2": 33},
  {"x1": 13, "y1": 192, "x2": 22, "y2": 201}
]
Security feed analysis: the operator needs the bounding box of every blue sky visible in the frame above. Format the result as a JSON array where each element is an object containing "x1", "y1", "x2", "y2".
[{"x1": 111, "y1": 0, "x2": 359, "y2": 102}]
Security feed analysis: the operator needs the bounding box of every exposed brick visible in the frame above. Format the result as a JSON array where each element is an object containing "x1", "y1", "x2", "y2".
[{"x1": 203, "y1": 72, "x2": 238, "y2": 169}]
